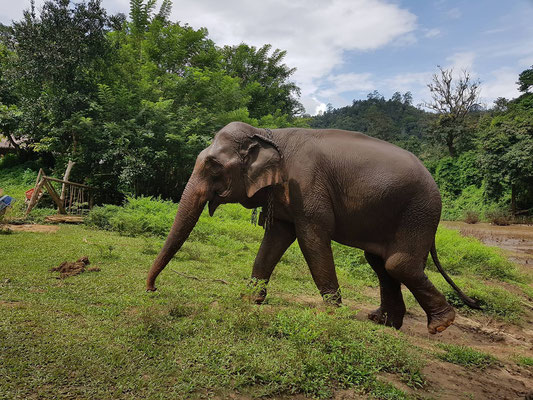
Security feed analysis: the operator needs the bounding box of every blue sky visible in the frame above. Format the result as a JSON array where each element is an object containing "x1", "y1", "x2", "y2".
[{"x1": 1, "y1": 0, "x2": 532, "y2": 114}]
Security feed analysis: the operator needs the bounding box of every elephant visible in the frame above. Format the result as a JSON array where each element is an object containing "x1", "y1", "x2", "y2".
[{"x1": 146, "y1": 121, "x2": 479, "y2": 334}]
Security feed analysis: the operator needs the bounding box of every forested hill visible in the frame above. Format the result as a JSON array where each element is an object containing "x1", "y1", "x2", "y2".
[{"x1": 310, "y1": 91, "x2": 430, "y2": 144}]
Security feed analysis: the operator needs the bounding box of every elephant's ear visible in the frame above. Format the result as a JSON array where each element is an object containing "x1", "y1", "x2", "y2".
[{"x1": 242, "y1": 135, "x2": 284, "y2": 198}]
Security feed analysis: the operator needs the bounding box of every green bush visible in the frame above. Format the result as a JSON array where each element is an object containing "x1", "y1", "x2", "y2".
[
  {"x1": 86, "y1": 196, "x2": 177, "y2": 236},
  {"x1": 463, "y1": 210, "x2": 479, "y2": 224},
  {"x1": 485, "y1": 208, "x2": 512, "y2": 226}
]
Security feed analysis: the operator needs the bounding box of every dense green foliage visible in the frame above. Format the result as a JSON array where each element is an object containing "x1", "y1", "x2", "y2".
[
  {"x1": 311, "y1": 91, "x2": 428, "y2": 146},
  {"x1": 0, "y1": 0, "x2": 304, "y2": 202}
]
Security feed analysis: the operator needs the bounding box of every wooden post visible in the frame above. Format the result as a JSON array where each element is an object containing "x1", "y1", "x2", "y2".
[
  {"x1": 60, "y1": 161, "x2": 75, "y2": 201},
  {"x1": 43, "y1": 178, "x2": 67, "y2": 214},
  {"x1": 25, "y1": 178, "x2": 45, "y2": 217},
  {"x1": 34, "y1": 168, "x2": 43, "y2": 188}
]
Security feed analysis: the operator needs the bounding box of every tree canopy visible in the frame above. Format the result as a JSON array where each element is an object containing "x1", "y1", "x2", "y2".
[{"x1": 0, "y1": 0, "x2": 304, "y2": 201}]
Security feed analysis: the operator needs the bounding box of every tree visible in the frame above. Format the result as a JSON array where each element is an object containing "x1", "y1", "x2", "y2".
[
  {"x1": 9, "y1": 0, "x2": 111, "y2": 161},
  {"x1": 310, "y1": 92, "x2": 429, "y2": 144},
  {"x1": 425, "y1": 66, "x2": 481, "y2": 156},
  {"x1": 220, "y1": 44, "x2": 303, "y2": 119},
  {"x1": 1, "y1": 0, "x2": 306, "y2": 201},
  {"x1": 479, "y1": 97, "x2": 533, "y2": 213},
  {"x1": 517, "y1": 65, "x2": 533, "y2": 93}
]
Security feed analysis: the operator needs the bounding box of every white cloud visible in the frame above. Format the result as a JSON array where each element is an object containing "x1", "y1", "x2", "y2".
[
  {"x1": 519, "y1": 55, "x2": 533, "y2": 67},
  {"x1": 480, "y1": 67, "x2": 521, "y2": 104},
  {"x1": 318, "y1": 73, "x2": 375, "y2": 97},
  {"x1": 446, "y1": 51, "x2": 476, "y2": 71},
  {"x1": 424, "y1": 28, "x2": 441, "y2": 38},
  {"x1": 446, "y1": 7, "x2": 461, "y2": 19},
  {"x1": 385, "y1": 71, "x2": 431, "y2": 92},
  {"x1": 167, "y1": 0, "x2": 417, "y2": 114}
]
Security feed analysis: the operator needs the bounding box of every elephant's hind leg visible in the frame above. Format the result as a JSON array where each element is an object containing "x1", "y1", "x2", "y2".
[
  {"x1": 385, "y1": 252, "x2": 455, "y2": 334},
  {"x1": 365, "y1": 252, "x2": 405, "y2": 329}
]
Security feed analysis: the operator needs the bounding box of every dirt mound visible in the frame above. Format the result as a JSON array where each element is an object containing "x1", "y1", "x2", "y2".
[{"x1": 50, "y1": 256, "x2": 100, "y2": 278}]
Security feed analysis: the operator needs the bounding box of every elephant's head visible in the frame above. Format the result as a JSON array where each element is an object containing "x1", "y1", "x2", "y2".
[{"x1": 146, "y1": 122, "x2": 285, "y2": 291}]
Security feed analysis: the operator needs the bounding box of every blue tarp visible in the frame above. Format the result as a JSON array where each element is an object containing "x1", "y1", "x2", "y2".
[{"x1": 0, "y1": 195, "x2": 15, "y2": 212}]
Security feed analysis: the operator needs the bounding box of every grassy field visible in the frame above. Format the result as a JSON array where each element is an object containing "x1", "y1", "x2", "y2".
[{"x1": 1, "y1": 166, "x2": 532, "y2": 399}]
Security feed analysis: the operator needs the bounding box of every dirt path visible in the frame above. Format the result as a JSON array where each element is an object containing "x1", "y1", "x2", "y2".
[{"x1": 1, "y1": 224, "x2": 59, "y2": 233}]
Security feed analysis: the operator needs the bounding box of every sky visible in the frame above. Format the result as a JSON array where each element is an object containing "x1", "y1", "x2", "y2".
[{"x1": 1, "y1": 0, "x2": 532, "y2": 115}]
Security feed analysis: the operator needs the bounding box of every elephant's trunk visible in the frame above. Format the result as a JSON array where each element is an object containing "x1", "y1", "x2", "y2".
[{"x1": 146, "y1": 174, "x2": 208, "y2": 291}]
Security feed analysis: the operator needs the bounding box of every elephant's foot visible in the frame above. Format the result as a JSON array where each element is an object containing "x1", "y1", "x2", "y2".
[
  {"x1": 367, "y1": 306, "x2": 404, "y2": 329},
  {"x1": 427, "y1": 305, "x2": 455, "y2": 334},
  {"x1": 243, "y1": 278, "x2": 268, "y2": 304},
  {"x1": 241, "y1": 292, "x2": 266, "y2": 304},
  {"x1": 322, "y1": 289, "x2": 342, "y2": 306}
]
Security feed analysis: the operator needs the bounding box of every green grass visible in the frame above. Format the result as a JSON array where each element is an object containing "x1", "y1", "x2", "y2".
[
  {"x1": 1, "y1": 217, "x2": 422, "y2": 399},
  {"x1": 514, "y1": 355, "x2": 533, "y2": 368},
  {"x1": 436, "y1": 344, "x2": 497, "y2": 370},
  {"x1": 431, "y1": 227, "x2": 522, "y2": 282},
  {"x1": 1, "y1": 172, "x2": 530, "y2": 398}
]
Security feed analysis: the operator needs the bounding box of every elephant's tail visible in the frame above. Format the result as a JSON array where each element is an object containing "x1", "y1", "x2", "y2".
[{"x1": 430, "y1": 243, "x2": 482, "y2": 309}]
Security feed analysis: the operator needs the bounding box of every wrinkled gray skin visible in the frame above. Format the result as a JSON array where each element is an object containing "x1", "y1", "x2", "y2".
[{"x1": 147, "y1": 121, "x2": 476, "y2": 334}]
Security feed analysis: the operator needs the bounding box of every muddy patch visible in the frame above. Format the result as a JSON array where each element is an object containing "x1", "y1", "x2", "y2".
[{"x1": 50, "y1": 256, "x2": 100, "y2": 278}]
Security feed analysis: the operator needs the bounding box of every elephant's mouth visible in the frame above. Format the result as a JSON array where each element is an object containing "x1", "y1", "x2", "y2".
[{"x1": 208, "y1": 182, "x2": 232, "y2": 216}]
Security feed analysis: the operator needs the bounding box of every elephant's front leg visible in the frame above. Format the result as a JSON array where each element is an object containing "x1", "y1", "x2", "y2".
[
  {"x1": 248, "y1": 219, "x2": 296, "y2": 304},
  {"x1": 296, "y1": 222, "x2": 341, "y2": 305}
]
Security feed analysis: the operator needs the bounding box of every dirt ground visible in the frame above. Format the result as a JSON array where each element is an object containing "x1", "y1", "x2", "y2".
[
  {"x1": 2, "y1": 224, "x2": 60, "y2": 233},
  {"x1": 50, "y1": 256, "x2": 100, "y2": 278},
  {"x1": 274, "y1": 291, "x2": 533, "y2": 399},
  {"x1": 390, "y1": 222, "x2": 533, "y2": 399}
]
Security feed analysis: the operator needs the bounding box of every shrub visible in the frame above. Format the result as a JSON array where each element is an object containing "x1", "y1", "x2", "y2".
[
  {"x1": 463, "y1": 210, "x2": 479, "y2": 224},
  {"x1": 86, "y1": 196, "x2": 177, "y2": 236},
  {"x1": 486, "y1": 209, "x2": 512, "y2": 226}
]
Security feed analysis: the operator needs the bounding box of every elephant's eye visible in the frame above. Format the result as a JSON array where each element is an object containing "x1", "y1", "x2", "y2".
[{"x1": 206, "y1": 158, "x2": 223, "y2": 176}]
